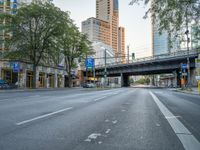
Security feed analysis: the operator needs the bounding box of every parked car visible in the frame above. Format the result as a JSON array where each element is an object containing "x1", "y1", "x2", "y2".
[
  {"x1": 82, "y1": 83, "x2": 96, "y2": 88},
  {"x1": 0, "y1": 80, "x2": 9, "y2": 89},
  {"x1": 0, "y1": 80, "x2": 18, "y2": 89}
]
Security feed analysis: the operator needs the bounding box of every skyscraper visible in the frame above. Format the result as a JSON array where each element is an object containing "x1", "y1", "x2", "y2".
[
  {"x1": 152, "y1": 22, "x2": 182, "y2": 56},
  {"x1": 82, "y1": 0, "x2": 125, "y2": 63},
  {"x1": 152, "y1": 23, "x2": 169, "y2": 56},
  {"x1": 96, "y1": 0, "x2": 119, "y2": 57},
  {"x1": 118, "y1": 27, "x2": 125, "y2": 63},
  {"x1": 191, "y1": 25, "x2": 200, "y2": 49},
  {"x1": 82, "y1": 17, "x2": 111, "y2": 46}
]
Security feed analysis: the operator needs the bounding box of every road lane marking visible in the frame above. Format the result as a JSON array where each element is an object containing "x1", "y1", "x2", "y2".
[
  {"x1": 112, "y1": 120, "x2": 118, "y2": 124},
  {"x1": 105, "y1": 129, "x2": 111, "y2": 134},
  {"x1": 150, "y1": 91, "x2": 200, "y2": 150},
  {"x1": 105, "y1": 119, "x2": 110, "y2": 122},
  {"x1": 0, "y1": 99, "x2": 10, "y2": 102},
  {"x1": 16, "y1": 107, "x2": 73, "y2": 126},
  {"x1": 28, "y1": 95, "x2": 40, "y2": 98},
  {"x1": 84, "y1": 133, "x2": 101, "y2": 142},
  {"x1": 166, "y1": 116, "x2": 181, "y2": 119},
  {"x1": 98, "y1": 141, "x2": 103, "y2": 144},
  {"x1": 94, "y1": 96, "x2": 107, "y2": 102}
]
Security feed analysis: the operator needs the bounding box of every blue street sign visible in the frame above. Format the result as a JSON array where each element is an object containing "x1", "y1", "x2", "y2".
[
  {"x1": 12, "y1": 63, "x2": 20, "y2": 73},
  {"x1": 181, "y1": 64, "x2": 187, "y2": 69},
  {"x1": 85, "y1": 58, "x2": 95, "y2": 69}
]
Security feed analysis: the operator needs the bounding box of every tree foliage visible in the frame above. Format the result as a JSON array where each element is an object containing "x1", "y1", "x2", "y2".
[
  {"x1": 56, "y1": 16, "x2": 92, "y2": 87},
  {"x1": 130, "y1": 0, "x2": 200, "y2": 47},
  {"x1": 1, "y1": 1, "x2": 92, "y2": 88}
]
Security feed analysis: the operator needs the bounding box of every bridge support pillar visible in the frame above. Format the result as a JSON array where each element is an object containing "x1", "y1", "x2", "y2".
[
  {"x1": 173, "y1": 71, "x2": 178, "y2": 88},
  {"x1": 121, "y1": 73, "x2": 129, "y2": 87},
  {"x1": 191, "y1": 68, "x2": 197, "y2": 86}
]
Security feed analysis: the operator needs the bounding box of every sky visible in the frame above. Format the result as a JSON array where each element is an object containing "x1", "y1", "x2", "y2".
[{"x1": 53, "y1": 0, "x2": 152, "y2": 58}]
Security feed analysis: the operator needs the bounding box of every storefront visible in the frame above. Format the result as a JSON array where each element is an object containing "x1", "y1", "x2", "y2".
[
  {"x1": 57, "y1": 74, "x2": 62, "y2": 88},
  {"x1": 38, "y1": 72, "x2": 45, "y2": 88},
  {"x1": 26, "y1": 71, "x2": 33, "y2": 88},
  {"x1": 48, "y1": 74, "x2": 54, "y2": 88},
  {"x1": 0, "y1": 60, "x2": 67, "y2": 89},
  {"x1": 0, "y1": 61, "x2": 19, "y2": 85}
]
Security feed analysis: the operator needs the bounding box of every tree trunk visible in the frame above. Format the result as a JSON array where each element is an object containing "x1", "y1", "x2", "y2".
[
  {"x1": 68, "y1": 73, "x2": 72, "y2": 88},
  {"x1": 33, "y1": 64, "x2": 37, "y2": 89}
]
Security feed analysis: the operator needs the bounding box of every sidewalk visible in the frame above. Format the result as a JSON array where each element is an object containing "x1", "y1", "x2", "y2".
[
  {"x1": 0, "y1": 87, "x2": 82, "y2": 93},
  {"x1": 172, "y1": 87, "x2": 200, "y2": 96}
]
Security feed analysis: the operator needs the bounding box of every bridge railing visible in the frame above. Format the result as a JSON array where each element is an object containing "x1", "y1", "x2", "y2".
[{"x1": 94, "y1": 49, "x2": 199, "y2": 68}]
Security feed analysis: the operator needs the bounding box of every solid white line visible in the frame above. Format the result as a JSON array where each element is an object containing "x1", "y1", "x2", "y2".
[
  {"x1": 94, "y1": 96, "x2": 107, "y2": 102},
  {"x1": 28, "y1": 95, "x2": 40, "y2": 98},
  {"x1": 16, "y1": 107, "x2": 73, "y2": 126},
  {"x1": 0, "y1": 99, "x2": 10, "y2": 102},
  {"x1": 149, "y1": 91, "x2": 200, "y2": 150}
]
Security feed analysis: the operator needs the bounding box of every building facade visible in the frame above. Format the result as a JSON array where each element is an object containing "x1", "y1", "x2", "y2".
[
  {"x1": 152, "y1": 23, "x2": 169, "y2": 56},
  {"x1": 82, "y1": 17, "x2": 111, "y2": 46},
  {"x1": 191, "y1": 25, "x2": 200, "y2": 49},
  {"x1": 118, "y1": 27, "x2": 125, "y2": 63},
  {"x1": 96, "y1": 0, "x2": 119, "y2": 57},
  {"x1": 152, "y1": 24, "x2": 182, "y2": 56},
  {"x1": 0, "y1": 0, "x2": 69, "y2": 89},
  {"x1": 82, "y1": 0, "x2": 125, "y2": 63},
  {"x1": 92, "y1": 41, "x2": 115, "y2": 67}
]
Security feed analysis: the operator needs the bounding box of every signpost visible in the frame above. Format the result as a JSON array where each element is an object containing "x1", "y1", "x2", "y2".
[
  {"x1": 181, "y1": 63, "x2": 187, "y2": 69},
  {"x1": 12, "y1": 62, "x2": 20, "y2": 73},
  {"x1": 180, "y1": 63, "x2": 188, "y2": 88},
  {"x1": 85, "y1": 58, "x2": 94, "y2": 70},
  {"x1": 85, "y1": 58, "x2": 95, "y2": 84}
]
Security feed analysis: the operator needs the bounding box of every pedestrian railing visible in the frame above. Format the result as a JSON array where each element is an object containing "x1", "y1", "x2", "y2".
[{"x1": 94, "y1": 49, "x2": 199, "y2": 68}]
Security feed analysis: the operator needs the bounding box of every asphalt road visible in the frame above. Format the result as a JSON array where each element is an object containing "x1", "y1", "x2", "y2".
[{"x1": 0, "y1": 88, "x2": 199, "y2": 150}]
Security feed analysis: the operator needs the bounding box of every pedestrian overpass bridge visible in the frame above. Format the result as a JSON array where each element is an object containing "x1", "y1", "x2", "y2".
[{"x1": 85, "y1": 50, "x2": 199, "y2": 87}]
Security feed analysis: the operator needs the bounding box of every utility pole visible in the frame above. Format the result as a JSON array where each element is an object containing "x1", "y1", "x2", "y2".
[
  {"x1": 104, "y1": 48, "x2": 107, "y2": 87},
  {"x1": 93, "y1": 62, "x2": 96, "y2": 85},
  {"x1": 85, "y1": 53, "x2": 88, "y2": 84},
  {"x1": 127, "y1": 45, "x2": 130, "y2": 63}
]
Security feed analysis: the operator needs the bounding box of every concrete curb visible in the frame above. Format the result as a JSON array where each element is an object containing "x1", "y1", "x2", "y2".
[
  {"x1": 175, "y1": 89, "x2": 200, "y2": 96},
  {"x1": 0, "y1": 87, "x2": 82, "y2": 93}
]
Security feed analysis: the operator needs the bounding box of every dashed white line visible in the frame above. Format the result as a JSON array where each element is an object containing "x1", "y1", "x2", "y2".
[
  {"x1": 94, "y1": 96, "x2": 107, "y2": 102},
  {"x1": 105, "y1": 119, "x2": 110, "y2": 122},
  {"x1": 150, "y1": 91, "x2": 200, "y2": 150},
  {"x1": 112, "y1": 120, "x2": 118, "y2": 124},
  {"x1": 84, "y1": 133, "x2": 101, "y2": 142},
  {"x1": 28, "y1": 95, "x2": 40, "y2": 98},
  {"x1": 16, "y1": 107, "x2": 73, "y2": 126},
  {"x1": 105, "y1": 129, "x2": 111, "y2": 134},
  {"x1": 0, "y1": 99, "x2": 10, "y2": 102}
]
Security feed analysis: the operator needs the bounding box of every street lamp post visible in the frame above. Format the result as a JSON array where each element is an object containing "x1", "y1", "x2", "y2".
[{"x1": 185, "y1": 3, "x2": 191, "y2": 88}]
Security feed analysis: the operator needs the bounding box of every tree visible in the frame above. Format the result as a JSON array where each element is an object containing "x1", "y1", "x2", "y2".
[
  {"x1": 56, "y1": 15, "x2": 92, "y2": 87},
  {"x1": 130, "y1": 0, "x2": 200, "y2": 45},
  {"x1": 1, "y1": 1, "x2": 66, "y2": 88}
]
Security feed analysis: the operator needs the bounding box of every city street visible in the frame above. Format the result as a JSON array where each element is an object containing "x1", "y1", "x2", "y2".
[{"x1": 0, "y1": 88, "x2": 200, "y2": 150}]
